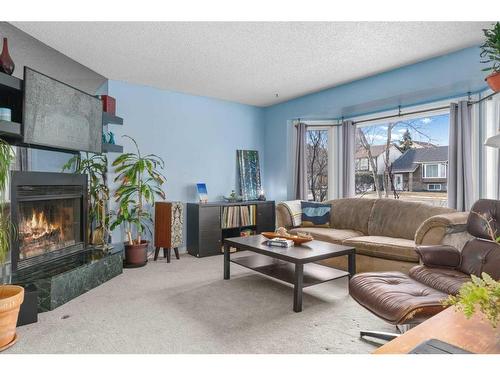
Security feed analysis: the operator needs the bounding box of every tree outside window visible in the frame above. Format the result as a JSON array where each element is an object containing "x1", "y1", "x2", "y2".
[
  {"x1": 306, "y1": 129, "x2": 328, "y2": 202},
  {"x1": 355, "y1": 113, "x2": 449, "y2": 206}
]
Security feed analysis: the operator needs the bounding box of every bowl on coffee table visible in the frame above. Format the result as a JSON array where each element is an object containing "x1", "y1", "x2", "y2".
[{"x1": 261, "y1": 231, "x2": 313, "y2": 245}]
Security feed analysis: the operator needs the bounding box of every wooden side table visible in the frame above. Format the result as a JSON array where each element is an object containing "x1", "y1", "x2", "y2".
[
  {"x1": 154, "y1": 201, "x2": 183, "y2": 263},
  {"x1": 374, "y1": 307, "x2": 500, "y2": 354}
]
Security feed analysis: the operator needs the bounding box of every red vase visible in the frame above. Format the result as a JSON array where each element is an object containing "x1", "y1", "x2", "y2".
[{"x1": 0, "y1": 38, "x2": 15, "y2": 75}]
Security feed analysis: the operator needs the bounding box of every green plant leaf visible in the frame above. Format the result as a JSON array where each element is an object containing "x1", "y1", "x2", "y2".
[
  {"x1": 109, "y1": 135, "x2": 166, "y2": 242},
  {"x1": 444, "y1": 272, "x2": 500, "y2": 328},
  {"x1": 480, "y1": 22, "x2": 500, "y2": 73}
]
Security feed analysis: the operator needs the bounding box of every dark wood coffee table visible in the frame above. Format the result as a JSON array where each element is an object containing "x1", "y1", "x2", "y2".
[{"x1": 223, "y1": 235, "x2": 356, "y2": 312}]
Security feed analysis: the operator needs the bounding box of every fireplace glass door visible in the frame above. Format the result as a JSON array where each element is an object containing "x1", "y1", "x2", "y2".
[{"x1": 17, "y1": 198, "x2": 82, "y2": 261}]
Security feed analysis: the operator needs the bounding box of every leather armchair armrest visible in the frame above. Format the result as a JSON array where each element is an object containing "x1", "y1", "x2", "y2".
[{"x1": 415, "y1": 245, "x2": 461, "y2": 269}]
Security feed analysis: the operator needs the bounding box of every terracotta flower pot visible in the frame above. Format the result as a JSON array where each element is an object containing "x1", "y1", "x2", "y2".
[
  {"x1": 124, "y1": 240, "x2": 148, "y2": 267},
  {"x1": 0, "y1": 285, "x2": 24, "y2": 351},
  {"x1": 485, "y1": 71, "x2": 500, "y2": 92}
]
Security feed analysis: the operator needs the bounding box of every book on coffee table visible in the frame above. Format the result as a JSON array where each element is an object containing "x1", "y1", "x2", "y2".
[{"x1": 265, "y1": 238, "x2": 294, "y2": 248}]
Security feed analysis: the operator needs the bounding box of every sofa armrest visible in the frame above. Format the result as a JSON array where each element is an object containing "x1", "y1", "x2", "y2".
[
  {"x1": 276, "y1": 202, "x2": 294, "y2": 229},
  {"x1": 415, "y1": 212, "x2": 469, "y2": 245},
  {"x1": 415, "y1": 245, "x2": 461, "y2": 269}
]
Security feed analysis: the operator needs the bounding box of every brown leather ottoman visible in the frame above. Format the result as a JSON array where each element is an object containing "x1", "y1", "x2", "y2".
[{"x1": 349, "y1": 272, "x2": 449, "y2": 325}]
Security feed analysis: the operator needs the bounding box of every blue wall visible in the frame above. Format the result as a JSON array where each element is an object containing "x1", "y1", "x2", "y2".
[
  {"x1": 106, "y1": 81, "x2": 264, "y2": 244},
  {"x1": 262, "y1": 46, "x2": 489, "y2": 201},
  {"x1": 107, "y1": 80, "x2": 264, "y2": 199}
]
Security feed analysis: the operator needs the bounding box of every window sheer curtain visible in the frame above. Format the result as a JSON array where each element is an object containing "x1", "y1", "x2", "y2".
[
  {"x1": 294, "y1": 122, "x2": 308, "y2": 200},
  {"x1": 341, "y1": 120, "x2": 356, "y2": 198},
  {"x1": 448, "y1": 101, "x2": 473, "y2": 210}
]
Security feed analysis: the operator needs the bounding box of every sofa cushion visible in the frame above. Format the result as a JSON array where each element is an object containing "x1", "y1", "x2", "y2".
[
  {"x1": 349, "y1": 272, "x2": 449, "y2": 325},
  {"x1": 409, "y1": 265, "x2": 470, "y2": 295},
  {"x1": 343, "y1": 236, "x2": 419, "y2": 262},
  {"x1": 367, "y1": 199, "x2": 454, "y2": 240},
  {"x1": 329, "y1": 198, "x2": 376, "y2": 234},
  {"x1": 289, "y1": 227, "x2": 363, "y2": 244}
]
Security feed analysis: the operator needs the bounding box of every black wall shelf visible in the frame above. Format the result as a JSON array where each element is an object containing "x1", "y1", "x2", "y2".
[
  {"x1": 0, "y1": 71, "x2": 125, "y2": 154},
  {"x1": 102, "y1": 143, "x2": 124, "y2": 153},
  {"x1": 0, "y1": 120, "x2": 22, "y2": 138},
  {"x1": 0, "y1": 73, "x2": 22, "y2": 92},
  {"x1": 0, "y1": 72, "x2": 24, "y2": 129},
  {"x1": 102, "y1": 112, "x2": 123, "y2": 126}
]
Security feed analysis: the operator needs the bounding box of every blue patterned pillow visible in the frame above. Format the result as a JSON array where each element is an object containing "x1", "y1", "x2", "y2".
[{"x1": 301, "y1": 201, "x2": 331, "y2": 227}]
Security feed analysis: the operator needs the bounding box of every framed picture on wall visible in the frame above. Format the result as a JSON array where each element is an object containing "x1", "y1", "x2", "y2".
[{"x1": 237, "y1": 150, "x2": 262, "y2": 201}]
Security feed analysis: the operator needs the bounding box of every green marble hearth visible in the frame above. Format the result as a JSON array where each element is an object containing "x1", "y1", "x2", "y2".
[{"x1": 14, "y1": 247, "x2": 123, "y2": 312}]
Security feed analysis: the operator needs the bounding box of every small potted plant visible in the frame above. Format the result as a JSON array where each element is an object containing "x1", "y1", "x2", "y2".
[
  {"x1": 110, "y1": 136, "x2": 166, "y2": 267},
  {"x1": 481, "y1": 22, "x2": 500, "y2": 92},
  {"x1": 0, "y1": 139, "x2": 24, "y2": 351}
]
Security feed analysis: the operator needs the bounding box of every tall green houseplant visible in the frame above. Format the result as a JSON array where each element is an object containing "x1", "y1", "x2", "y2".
[
  {"x1": 110, "y1": 136, "x2": 165, "y2": 266},
  {"x1": 62, "y1": 152, "x2": 109, "y2": 245},
  {"x1": 0, "y1": 139, "x2": 15, "y2": 280}
]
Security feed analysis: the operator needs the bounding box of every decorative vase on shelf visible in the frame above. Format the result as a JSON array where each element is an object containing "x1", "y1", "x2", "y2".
[{"x1": 0, "y1": 38, "x2": 15, "y2": 75}]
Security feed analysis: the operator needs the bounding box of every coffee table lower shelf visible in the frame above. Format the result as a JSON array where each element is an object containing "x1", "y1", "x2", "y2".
[{"x1": 231, "y1": 253, "x2": 350, "y2": 287}]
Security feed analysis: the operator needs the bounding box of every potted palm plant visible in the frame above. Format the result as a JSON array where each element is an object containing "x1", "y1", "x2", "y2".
[
  {"x1": 0, "y1": 139, "x2": 24, "y2": 351},
  {"x1": 62, "y1": 152, "x2": 109, "y2": 246},
  {"x1": 481, "y1": 22, "x2": 500, "y2": 92},
  {"x1": 110, "y1": 136, "x2": 166, "y2": 267}
]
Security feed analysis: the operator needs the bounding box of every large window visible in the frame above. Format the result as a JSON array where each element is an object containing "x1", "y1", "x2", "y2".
[
  {"x1": 422, "y1": 163, "x2": 447, "y2": 178},
  {"x1": 306, "y1": 128, "x2": 328, "y2": 201},
  {"x1": 356, "y1": 157, "x2": 369, "y2": 171},
  {"x1": 355, "y1": 112, "x2": 450, "y2": 207}
]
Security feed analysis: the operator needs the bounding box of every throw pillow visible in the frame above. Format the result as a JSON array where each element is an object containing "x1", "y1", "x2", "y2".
[{"x1": 301, "y1": 201, "x2": 331, "y2": 227}]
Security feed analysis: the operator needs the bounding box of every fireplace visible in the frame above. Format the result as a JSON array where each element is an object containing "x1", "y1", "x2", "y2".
[{"x1": 10, "y1": 171, "x2": 88, "y2": 271}]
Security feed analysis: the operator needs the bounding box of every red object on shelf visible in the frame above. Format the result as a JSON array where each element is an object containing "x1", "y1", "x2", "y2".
[
  {"x1": 101, "y1": 95, "x2": 116, "y2": 115},
  {"x1": 0, "y1": 38, "x2": 15, "y2": 75}
]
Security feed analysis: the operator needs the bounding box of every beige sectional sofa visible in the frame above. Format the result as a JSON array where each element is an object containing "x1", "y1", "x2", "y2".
[{"x1": 276, "y1": 198, "x2": 469, "y2": 274}]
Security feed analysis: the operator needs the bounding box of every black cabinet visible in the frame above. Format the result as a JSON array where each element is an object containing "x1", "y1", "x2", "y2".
[
  {"x1": 187, "y1": 201, "x2": 275, "y2": 258},
  {"x1": 256, "y1": 202, "x2": 275, "y2": 233}
]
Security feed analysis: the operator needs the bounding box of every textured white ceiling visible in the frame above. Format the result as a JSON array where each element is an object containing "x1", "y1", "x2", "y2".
[{"x1": 12, "y1": 22, "x2": 489, "y2": 106}]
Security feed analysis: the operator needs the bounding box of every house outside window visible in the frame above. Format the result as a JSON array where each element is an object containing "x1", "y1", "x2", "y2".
[
  {"x1": 355, "y1": 110, "x2": 450, "y2": 207},
  {"x1": 422, "y1": 163, "x2": 447, "y2": 178}
]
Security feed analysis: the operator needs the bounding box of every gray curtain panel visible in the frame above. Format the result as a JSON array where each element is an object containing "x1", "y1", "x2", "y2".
[
  {"x1": 294, "y1": 122, "x2": 308, "y2": 200},
  {"x1": 497, "y1": 152, "x2": 500, "y2": 200},
  {"x1": 342, "y1": 120, "x2": 356, "y2": 197},
  {"x1": 448, "y1": 101, "x2": 473, "y2": 210}
]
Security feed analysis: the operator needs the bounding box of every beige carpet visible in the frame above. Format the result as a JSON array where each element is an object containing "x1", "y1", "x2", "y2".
[{"x1": 7, "y1": 253, "x2": 394, "y2": 354}]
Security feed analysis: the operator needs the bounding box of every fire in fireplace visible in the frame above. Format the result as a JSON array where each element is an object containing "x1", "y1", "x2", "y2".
[
  {"x1": 18, "y1": 198, "x2": 79, "y2": 261},
  {"x1": 10, "y1": 171, "x2": 88, "y2": 270}
]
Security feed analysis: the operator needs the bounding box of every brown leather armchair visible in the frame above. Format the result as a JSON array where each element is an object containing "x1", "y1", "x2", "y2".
[{"x1": 349, "y1": 199, "x2": 500, "y2": 342}]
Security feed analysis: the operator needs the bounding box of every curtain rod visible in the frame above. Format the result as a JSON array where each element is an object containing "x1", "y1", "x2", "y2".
[{"x1": 294, "y1": 90, "x2": 499, "y2": 127}]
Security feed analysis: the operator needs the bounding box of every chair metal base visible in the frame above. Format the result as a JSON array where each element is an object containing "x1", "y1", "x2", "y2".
[{"x1": 360, "y1": 330, "x2": 400, "y2": 342}]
